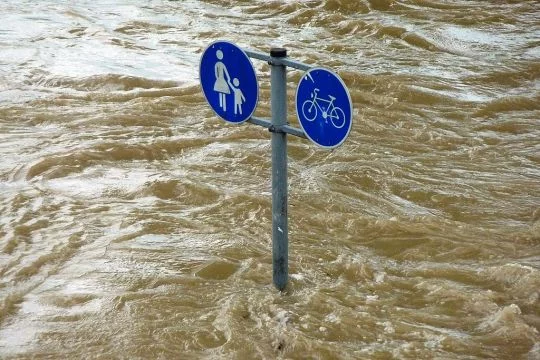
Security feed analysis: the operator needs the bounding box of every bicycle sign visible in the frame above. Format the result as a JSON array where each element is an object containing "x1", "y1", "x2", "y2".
[
  {"x1": 296, "y1": 68, "x2": 352, "y2": 148},
  {"x1": 301, "y1": 88, "x2": 346, "y2": 129}
]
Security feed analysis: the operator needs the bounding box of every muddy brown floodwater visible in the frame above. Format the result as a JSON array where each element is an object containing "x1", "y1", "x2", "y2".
[{"x1": 0, "y1": 1, "x2": 539, "y2": 359}]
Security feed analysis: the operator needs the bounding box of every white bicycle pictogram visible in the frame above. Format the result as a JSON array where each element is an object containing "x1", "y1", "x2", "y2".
[{"x1": 301, "y1": 88, "x2": 346, "y2": 129}]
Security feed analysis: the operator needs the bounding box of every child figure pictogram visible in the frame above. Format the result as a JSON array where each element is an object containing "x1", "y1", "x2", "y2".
[{"x1": 229, "y1": 78, "x2": 246, "y2": 115}]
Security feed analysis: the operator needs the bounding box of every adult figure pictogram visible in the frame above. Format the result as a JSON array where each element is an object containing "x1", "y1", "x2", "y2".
[{"x1": 213, "y1": 50, "x2": 231, "y2": 111}]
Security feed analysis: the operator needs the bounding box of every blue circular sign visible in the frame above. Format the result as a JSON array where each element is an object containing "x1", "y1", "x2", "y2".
[
  {"x1": 200, "y1": 41, "x2": 258, "y2": 124},
  {"x1": 295, "y1": 68, "x2": 353, "y2": 148}
]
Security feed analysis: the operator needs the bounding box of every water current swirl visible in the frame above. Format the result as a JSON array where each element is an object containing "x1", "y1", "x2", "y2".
[{"x1": 0, "y1": 1, "x2": 539, "y2": 358}]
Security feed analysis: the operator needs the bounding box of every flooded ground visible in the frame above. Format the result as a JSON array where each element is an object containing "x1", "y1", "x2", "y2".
[{"x1": 0, "y1": 0, "x2": 539, "y2": 358}]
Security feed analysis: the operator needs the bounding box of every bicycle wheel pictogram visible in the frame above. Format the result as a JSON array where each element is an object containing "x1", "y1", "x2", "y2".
[
  {"x1": 301, "y1": 100, "x2": 318, "y2": 122},
  {"x1": 329, "y1": 106, "x2": 346, "y2": 128}
]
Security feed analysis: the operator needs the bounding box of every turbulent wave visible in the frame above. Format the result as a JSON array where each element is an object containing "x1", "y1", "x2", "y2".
[
  {"x1": 0, "y1": 0, "x2": 539, "y2": 358},
  {"x1": 26, "y1": 74, "x2": 180, "y2": 92},
  {"x1": 473, "y1": 95, "x2": 540, "y2": 118}
]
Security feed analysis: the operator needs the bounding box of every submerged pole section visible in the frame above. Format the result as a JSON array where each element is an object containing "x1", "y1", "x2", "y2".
[{"x1": 270, "y1": 48, "x2": 288, "y2": 291}]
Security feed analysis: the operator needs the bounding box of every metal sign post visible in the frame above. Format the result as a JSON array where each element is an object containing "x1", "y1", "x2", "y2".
[
  {"x1": 199, "y1": 42, "x2": 353, "y2": 291},
  {"x1": 269, "y1": 48, "x2": 288, "y2": 291}
]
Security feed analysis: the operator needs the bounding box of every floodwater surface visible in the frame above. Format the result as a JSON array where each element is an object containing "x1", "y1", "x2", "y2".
[{"x1": 0, "y1": 0, "x2": 539, "y2": 358}]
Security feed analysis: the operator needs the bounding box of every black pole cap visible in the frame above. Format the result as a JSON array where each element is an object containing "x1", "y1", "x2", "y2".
[{"x1": 270, "y1": 48, "x2": 287, "y2": 58}]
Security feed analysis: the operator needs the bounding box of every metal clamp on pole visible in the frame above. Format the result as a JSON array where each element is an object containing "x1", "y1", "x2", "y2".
[
  {"x1": 270, "y1": 47, "x2": 288, "y2": 291},
  {"x1": 249, "y1": 116, "x2": 307, "y2": 139},
  {"x1": 268, "y1": 124, "x2": 284, "y2": 134}
]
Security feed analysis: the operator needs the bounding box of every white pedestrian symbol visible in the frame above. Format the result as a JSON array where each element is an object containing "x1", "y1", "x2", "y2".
[
  {"x1": 231, "y1": 78, "x2": 245, "y2": 115},
  {"x1": 213, "y1": 50, "x2": 231, "y2": 111},
  {"x1": 213, "y1": 50, "x2": 246, "y2": 114}
]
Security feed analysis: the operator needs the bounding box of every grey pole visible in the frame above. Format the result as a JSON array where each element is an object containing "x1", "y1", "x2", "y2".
[{"x1": 270, "y1": 48, "x2": 288, "y2": 291}]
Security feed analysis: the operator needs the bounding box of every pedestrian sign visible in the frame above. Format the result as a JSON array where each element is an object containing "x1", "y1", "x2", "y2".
[
  {"x1": 295, "y1": 68, "x2": 353, "y2": 148},
  {"x1": 199, "y1": 41, "x2": 259, "y2": 124}
]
